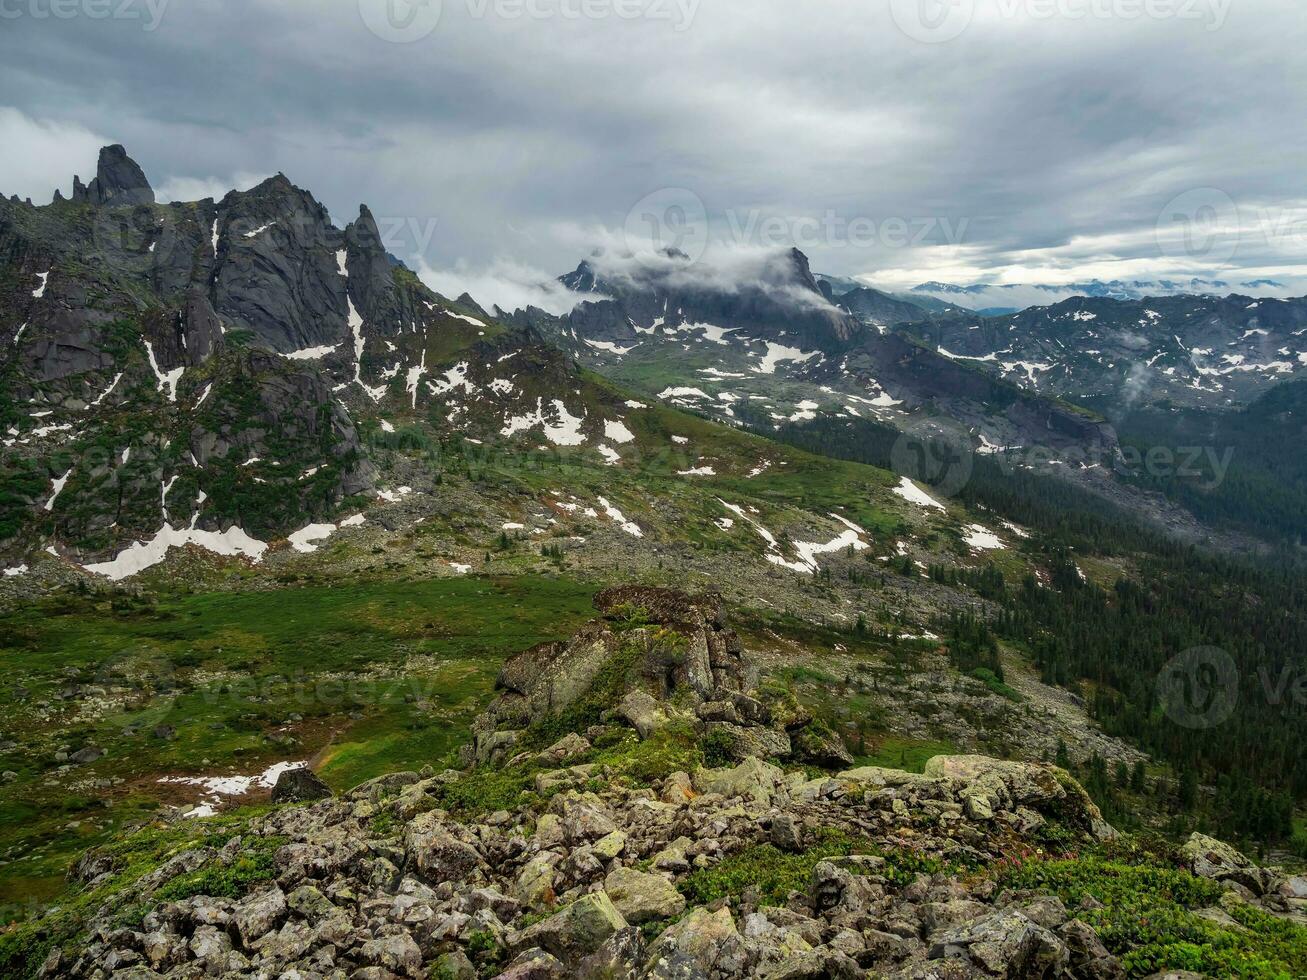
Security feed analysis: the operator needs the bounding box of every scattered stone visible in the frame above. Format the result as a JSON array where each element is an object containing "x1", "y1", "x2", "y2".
[
  {"x1": 230, "y1": 887, "x2": 286, "y2": 947},
  {"x1": 693, "y1": 756, "x2": 783, "y2": 804},
  {"x1": 360, "y1": 933, "x2": 423, "y2": 977}
]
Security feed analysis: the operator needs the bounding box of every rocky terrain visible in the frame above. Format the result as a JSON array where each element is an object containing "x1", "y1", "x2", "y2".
[{"x1": 13, "y1": 589, "x2": 1306, "y2": 979}]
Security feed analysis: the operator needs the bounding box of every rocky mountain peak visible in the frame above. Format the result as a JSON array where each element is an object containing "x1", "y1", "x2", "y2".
[
  {"x1": 781, "y1": 245, "x2": 820, "y2": 293},
  {"x1": 70, "y1": 143, "x2": 155, "y2": 207}
]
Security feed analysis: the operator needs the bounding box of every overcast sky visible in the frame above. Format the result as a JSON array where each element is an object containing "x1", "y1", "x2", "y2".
[{"x1": 2, "y1": 0, "x2": 1304, "y2": 310}]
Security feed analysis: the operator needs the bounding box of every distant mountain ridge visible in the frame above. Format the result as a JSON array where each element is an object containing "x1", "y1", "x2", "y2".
[
  {"x1": 904, "y1": 276, "x2": 1293, "y2": 312},
  {"x1": 901, "y1": 293, "x2": 1307, "y2": 415},
  {"x1": 514, "y1": 247, "x2": 1121, "y2": 490}
]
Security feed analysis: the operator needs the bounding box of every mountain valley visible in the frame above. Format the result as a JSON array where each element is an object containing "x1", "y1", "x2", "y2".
[{"x1": 0, "y1": 148, "x2": 1305, "y2": 980}]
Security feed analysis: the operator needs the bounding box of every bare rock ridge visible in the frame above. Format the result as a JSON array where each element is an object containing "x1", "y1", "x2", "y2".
[{"x1": 40, "y1": 588, "x2": 1307, "y2": 978}]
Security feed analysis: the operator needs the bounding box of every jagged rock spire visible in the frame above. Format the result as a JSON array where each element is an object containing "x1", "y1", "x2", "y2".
[{"x1": 70, "y1": 144, "x2": 155, "y2": 207}]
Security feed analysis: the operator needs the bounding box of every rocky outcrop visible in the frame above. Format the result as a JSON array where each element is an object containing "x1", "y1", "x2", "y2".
[
  {"x1": 548, "y1": 247, "x2": 865, "y2": 354},
  {"x1": 270, "y1": 766, "x2": 333, "y2": 804},
  {"x1": 1181, "y1": 832, "x2": 1278, "y2": 898},
  {"x1": 71, "y1": 144, "x2": 156, "y2": 208},
  {"x1": 467, "y1": 588, "x2": 777, "y2": 765}
]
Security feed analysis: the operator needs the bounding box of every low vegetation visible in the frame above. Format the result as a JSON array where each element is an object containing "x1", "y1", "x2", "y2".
[{"x1": 997, "y1": 840, "x2": 1307, "y2": 978}]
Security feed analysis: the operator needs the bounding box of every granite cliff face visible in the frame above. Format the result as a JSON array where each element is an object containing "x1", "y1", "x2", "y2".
[{"x1": 68, "y1": 144, "x2": 156, "y2": 208}]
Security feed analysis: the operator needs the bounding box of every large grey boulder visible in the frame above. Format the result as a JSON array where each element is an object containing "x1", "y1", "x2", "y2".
[
  {"x1": 603, "y1": 867, "x2": 686, "y2": 924},
  {"x1": 617, "y1": 690, "x2": 669, "y2": 739},
  {"x1": 643, "y1": 906, "x2": 751, "y2": 978},
  {"x1": 1181, "y1": 833, "x2": 1270, "y2": 895},
  {"x1": 928, "y1": 908, "x2": 1069, "y2": 977},
  {"x1": 693, "y1": 756, "x2": 785, "y2": 804},
  {"x1": 230, "y1": 887, "x2": 287, "y2": 948},
  {"x1": 406, "y1": 813, "x2": 486, "y2": 883},
  {"x1": 360, "y1": 933, "x2": 424, "y2": 977},
  {"x1": 512, "y1": 891, "x2": 628, "y2": 965},
  {"x1": 270, "y1": 766, "x2": 333, "y2": 804}
]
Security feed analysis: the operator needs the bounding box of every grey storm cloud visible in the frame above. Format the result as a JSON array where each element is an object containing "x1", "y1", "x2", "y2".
[{"x1": 1, "y1": 0, "x2": 1305, "y2": 313}]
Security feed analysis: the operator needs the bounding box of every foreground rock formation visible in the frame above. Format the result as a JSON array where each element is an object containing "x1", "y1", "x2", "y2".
[
  {"x1": 20, "y1": 590, "x2": 1307, "y2": 979},
  {"x1": 468, "y1": 587, "x2": 844, "y2": 769}
]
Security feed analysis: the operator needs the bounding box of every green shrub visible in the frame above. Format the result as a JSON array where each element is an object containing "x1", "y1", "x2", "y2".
[
  {"x1": 429, "y1": 762, "x2": 542, "y2": 818},
  {"x1": 701, "y1": 727, "x2": 738, "y2": 768},
  {"x1": 678, "y1": 831, "x2": 857, "y2": 907},
  {"x1": 970, "y1": 667, "x2": 1023, "y2": 701},
  {"x1": 997, "y1": 847, "x2": 1307, "y2": 978},
  {"x1": 591, "y1": 723, "x2": 702, "y2": 785},
  {"x1": 678, "y1": 830, "x2": 952, "y2": 907},
  {"x1": 607, "y1": 603, "x2": 652, "y2": 631},
  {"x1": 154, "y1": 836, "x2": 286, "y2": 902}
]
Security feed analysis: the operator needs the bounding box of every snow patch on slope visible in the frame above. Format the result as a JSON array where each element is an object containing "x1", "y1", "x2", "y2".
[
  {"x1": 892, "y1": 476, "x2": 946, "y2": 511},
  {"x1": 84, "y1": 521, "x2": 269, "y2": 581},
  {"x1": 142, "y1": 339, "x2": 184, "y2": 402}
]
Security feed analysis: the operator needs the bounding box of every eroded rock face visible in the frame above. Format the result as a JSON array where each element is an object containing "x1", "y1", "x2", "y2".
[{"x1": 0, "y1": 144, "x2": 487, "y2": 565}]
